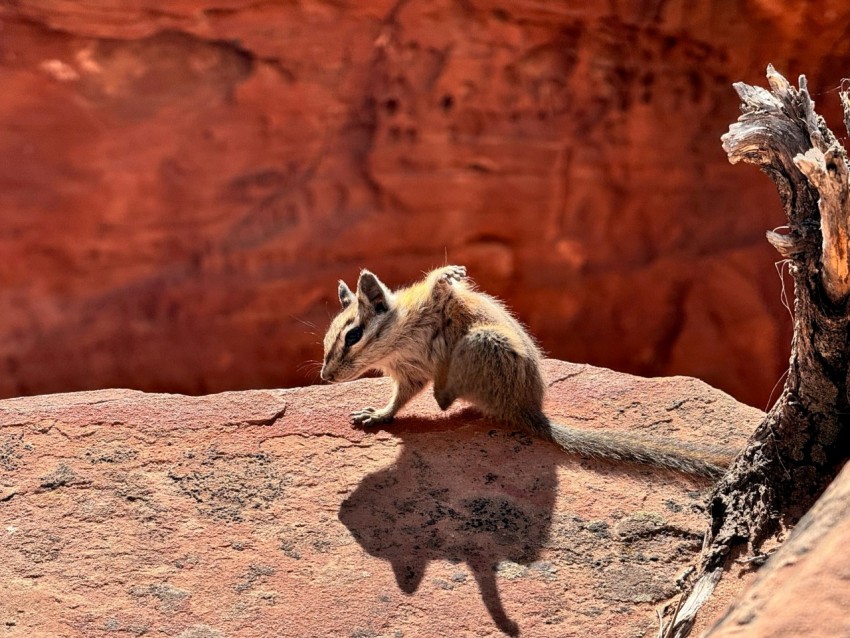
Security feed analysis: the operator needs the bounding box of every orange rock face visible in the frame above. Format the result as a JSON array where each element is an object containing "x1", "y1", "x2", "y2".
[
  {"x1": 0, "y1": 361, "x2": 761, "y2": 637},
  {"x1": 2, "y1": 2, "x2": 850, "y2": 403}
]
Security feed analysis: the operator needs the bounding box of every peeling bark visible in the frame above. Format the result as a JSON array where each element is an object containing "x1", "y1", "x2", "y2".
[{"x1": 667, "y1": 65, "x2": 850, "y2": 637}]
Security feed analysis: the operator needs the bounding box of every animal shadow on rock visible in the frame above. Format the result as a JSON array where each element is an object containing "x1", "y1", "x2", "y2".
[{"x1": 338, "y1": 413, "x2": 557, "y2": 637}]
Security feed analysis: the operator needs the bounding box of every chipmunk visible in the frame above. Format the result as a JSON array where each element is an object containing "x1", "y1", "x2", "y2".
[{"x1": 320, "y1": 265, "x2": 733, "y2": 479}]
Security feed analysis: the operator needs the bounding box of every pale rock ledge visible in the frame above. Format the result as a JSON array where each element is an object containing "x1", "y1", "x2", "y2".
[{"x1": 1, "y1": 360, "x2": 773, "y2": 637}]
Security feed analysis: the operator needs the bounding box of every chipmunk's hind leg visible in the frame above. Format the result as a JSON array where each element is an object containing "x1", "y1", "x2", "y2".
[{"x1": 435, "y1": 326, "x2": 544, "y2": 423}]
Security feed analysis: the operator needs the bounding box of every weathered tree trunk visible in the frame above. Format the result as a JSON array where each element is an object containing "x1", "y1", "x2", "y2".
[{"x1": 666, "y1": 66, "x2": 850, "y2": 636}]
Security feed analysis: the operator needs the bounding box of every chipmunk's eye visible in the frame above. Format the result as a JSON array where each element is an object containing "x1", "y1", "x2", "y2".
[{"x1": 344, "y1": 325, "x2": 363, "y2": 348}]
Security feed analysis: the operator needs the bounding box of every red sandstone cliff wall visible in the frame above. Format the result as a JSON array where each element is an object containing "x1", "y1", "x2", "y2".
[{"x1": 2, "y1": 1, "x2": 849, "y2": 405}]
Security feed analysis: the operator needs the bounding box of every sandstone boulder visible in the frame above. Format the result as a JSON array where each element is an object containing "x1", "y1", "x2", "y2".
[{"x1": 0, "y1": 360, "x2": 760, "y2": 637}]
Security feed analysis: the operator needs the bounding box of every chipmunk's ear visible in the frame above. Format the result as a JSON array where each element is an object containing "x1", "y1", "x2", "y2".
[
  {"x1": 357, "y1": 270, "x2": 392, "y2": 314},
  {"x1": 338, "y1": 280, "x2": 354, "y2": 309}
]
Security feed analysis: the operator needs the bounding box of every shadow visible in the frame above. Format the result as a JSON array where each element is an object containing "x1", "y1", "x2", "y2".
[{"x1": 338, "y1": 414, "x2": 558, "y2": 636}]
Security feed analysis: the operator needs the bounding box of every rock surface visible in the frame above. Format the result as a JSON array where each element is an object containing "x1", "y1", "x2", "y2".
[
  {"x1": 0, "y1": 360, "x2": 761, "y2": 637},
  {"x1": 4, "y1": 2, "x2": 850, "y2": 405}
]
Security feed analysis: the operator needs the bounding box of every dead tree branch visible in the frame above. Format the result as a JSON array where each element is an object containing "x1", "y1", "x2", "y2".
[{"x1": 666, "y1": 64, "x2": 850, "y2": 637}]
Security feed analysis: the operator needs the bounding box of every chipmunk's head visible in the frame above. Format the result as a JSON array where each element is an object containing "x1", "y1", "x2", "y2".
[{"x1": 320, "y1": 270, "x2": 397, "y2": 383}]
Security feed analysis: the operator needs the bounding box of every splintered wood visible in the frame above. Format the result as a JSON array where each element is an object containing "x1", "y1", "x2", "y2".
[{"x1": 668, "y1": 65, "x2": 850, "y2": 637}]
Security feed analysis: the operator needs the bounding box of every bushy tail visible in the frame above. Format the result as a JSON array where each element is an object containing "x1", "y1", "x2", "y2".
[{"x1": 543, "y1": 420, "x2": 733, "y2": 479}]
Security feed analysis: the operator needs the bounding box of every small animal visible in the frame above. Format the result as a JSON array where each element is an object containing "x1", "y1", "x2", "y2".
[{"x1": 321, "y1": 266, "x2": 733, "y2": 478}]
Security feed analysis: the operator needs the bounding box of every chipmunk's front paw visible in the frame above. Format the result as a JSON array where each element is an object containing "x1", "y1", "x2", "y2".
[
  {"x1": 439, "y1": 265, "x2": 467, "y2": 285},
  {"x1": 350, "y1": 407, "x2": 394, "y2": 427}
]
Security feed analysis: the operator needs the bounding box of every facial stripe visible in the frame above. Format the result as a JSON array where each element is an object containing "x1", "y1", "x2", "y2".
[
  {"x1": 325, "y1": 315, "x2": 357, "y2": 364},
  {"x1": 371, "y1": 315, "x2": 388, "y2": 343}
]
